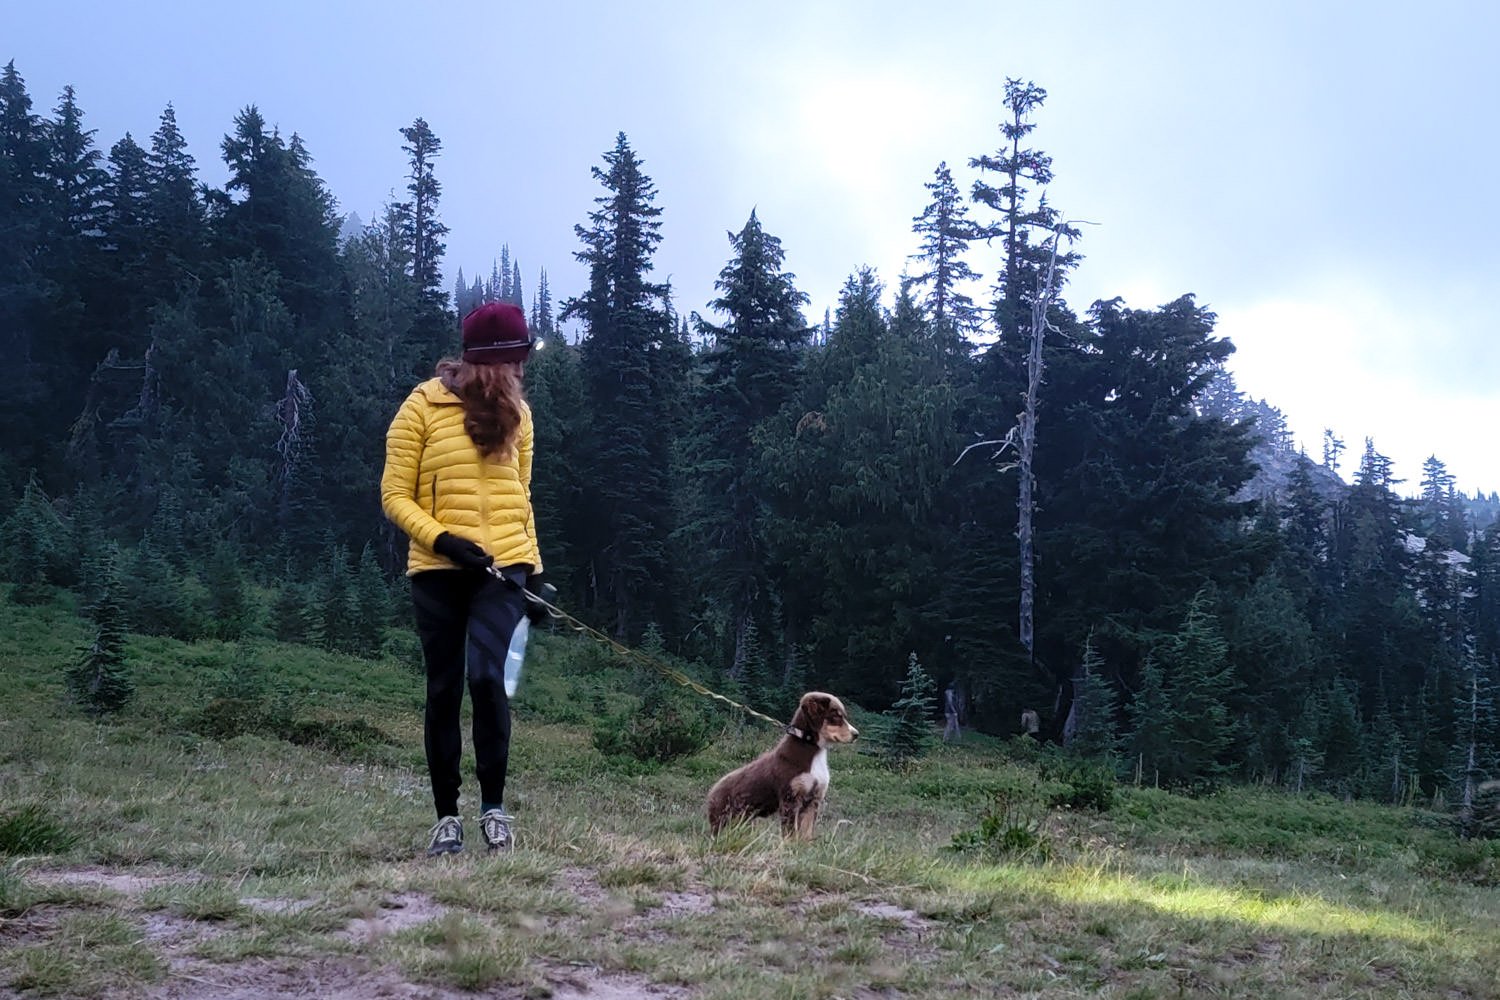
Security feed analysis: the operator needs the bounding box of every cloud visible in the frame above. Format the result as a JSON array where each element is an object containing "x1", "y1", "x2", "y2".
[{"x1": 1217, "y1": 294, "x2": 1497, "y2": 495}]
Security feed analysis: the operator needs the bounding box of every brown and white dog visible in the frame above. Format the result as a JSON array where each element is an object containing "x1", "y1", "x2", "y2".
[{"x1": 706, "y1": 692, "x2": 859, "y2": 839}]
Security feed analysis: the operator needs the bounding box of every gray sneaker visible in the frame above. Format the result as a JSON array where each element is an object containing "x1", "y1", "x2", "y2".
[
  {"x1": 479, "y1": 808, "x2": 514, "y2": 853},
  {"x1": 426, "y1": 815, "x2": 463, "y2": 856}
]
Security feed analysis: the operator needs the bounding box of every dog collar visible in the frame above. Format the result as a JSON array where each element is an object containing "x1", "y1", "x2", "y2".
[{"x1": 784, "y1": 725, "x2": 818, "y2": 744}]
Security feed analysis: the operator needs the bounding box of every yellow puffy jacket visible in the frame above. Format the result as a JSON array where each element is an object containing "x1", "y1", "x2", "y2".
[{"x1": 381, "y1": 377, "x2": 543, "y2": 576}]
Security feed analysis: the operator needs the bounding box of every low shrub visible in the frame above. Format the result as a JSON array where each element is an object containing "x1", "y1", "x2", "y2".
[
  {"x1": 592, "y1": 674, "x2": 716, "y2": 765},
  {"x1": 950, "y1": 787, "x2": 1051, "y2": 861}
]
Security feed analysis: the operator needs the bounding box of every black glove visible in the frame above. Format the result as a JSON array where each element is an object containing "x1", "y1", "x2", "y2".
[
  {"x1": 523, "y1": 573, "x2": 557, "y2": 624},
  {"x1": 432, "y1": 532, "x2": 493, "y2": 571}
]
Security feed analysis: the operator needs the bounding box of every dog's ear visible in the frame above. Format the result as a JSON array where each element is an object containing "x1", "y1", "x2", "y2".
[
  {"x1": 792, "y1": 692, "x2": 830, "y2": 730},
  {"x1": 801, "y1": 693, "x2": 832, "y2": 726}
]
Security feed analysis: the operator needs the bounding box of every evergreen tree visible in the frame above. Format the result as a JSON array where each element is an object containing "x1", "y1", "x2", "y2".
[
  {"x1": 909, "y1": 160, "x2": 984, "y2": 335},
  {"x1": 1067, "y1": 634, "x2": 1122, "y2": 762},
  {"x1": 101, "y1": 133, "x2": 153, "y2": 339},
  {"x1": 1228, "y1": 571, "x2": 1314, "y2": 778},
  {"x1": 688, "y1": 211, "x2": 810, "y2": 677},
  {"x1": 145, "y1": 103, "x2": 205, "y2": 299},
  {"x1": 1473, "y1": 525, "x2": 1500, "y2": 667},
  {"x1": 531, "y1": 267, "x2": 555, "y2": 340},
  {"x1": 351, "y1": 542, "x2": 392, "y2": 658},
  {"x1": 205, "y1": 544, "x2": 252, "y2": 640},
  {"x1": 212, "y1": 107, "x2": 340, "y2": 327},
  {"x1": 1, "y1": 66, "x2": 64, "y2": 469},
  {"x1": 1286, "y1": 694, "x2": 1326, "y2": 793},
  {"x1": 45, "y1": 85, "x2": 108, "y2": 239},
  {"x1": 1418, "y1": 455, "x2": 1469, "y2": 552},
  {"x1": 759, "y1": 268, "x2": 962, "y2": 701},
  {"x1": 66, "y1": 546, "x2": 134, "y2": 715},
  {"x1": 561, "y1": 132, "x2": 682, "y2": 638},
  {"x1": 523, "y1": 331, "x2": 587, "y2": 602},
  {"x1": 1319, "y1": 678, "x2": 1363, "y2": 795},
  {"x1": 453, "y1": 266, "x2": 469, "y2": 315},
  {"x1": 1, "y1": 475, "x2": 69, "y2": 603},
  {"x1": 1126, "y1": 655, "x2": 1172, "y2": 786},
  {"x1": 882, "y1": 651, "x2": 938, "y2": 767},
  {"x1": 1154, "y1": 590, "x2": 1239, "y2": 791},
  {"x1": 969, "y1": 78, "x2": 1079, "y2": 341},
  {"x1": 398, "y1": 118, "x2": 449, "y2": 309},
  {"x1": 1038, "y1": 296, "x2": 1256, "y2": 713}
]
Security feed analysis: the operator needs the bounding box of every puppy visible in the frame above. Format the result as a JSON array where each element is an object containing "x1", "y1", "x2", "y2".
[{"x1": 706, "y1": 692, "x2": 859, "y2": 839}]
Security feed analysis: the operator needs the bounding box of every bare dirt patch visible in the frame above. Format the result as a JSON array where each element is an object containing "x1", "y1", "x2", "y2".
[
  {"x1": 337, "y1": 891, "x2": 448, "y2": 943},
  {"x1": 139, "y1": 910, "x2": 228, "y2": 949},
  {"x1": 654, "y1": 888, "x2": 715, "y2": 917},
  {"x1": 852, "y1": 899, "x2": 933, "y2": 932},
  {"x1": 544, "y1": 965, "x2": 692, "y2": 1000},
  {"x1": 240, "y1": 896, "x2": 317, "y2": 916},
  {"x1": 24, "y1": 865, "x2": 202, "y2": 895}
]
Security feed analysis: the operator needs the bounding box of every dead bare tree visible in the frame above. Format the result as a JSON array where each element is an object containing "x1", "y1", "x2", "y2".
[
  {"x1": 274, "y1": 369, "x2": 313, "y2": 530},
  {"x1": 955, "y1": 220, "x2": 1082, "y2": 670}
]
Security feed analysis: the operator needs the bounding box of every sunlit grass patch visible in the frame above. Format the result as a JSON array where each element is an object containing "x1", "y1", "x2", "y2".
[{"x1": 940, "y1": 859, "x2": 1453, "y2": 946}]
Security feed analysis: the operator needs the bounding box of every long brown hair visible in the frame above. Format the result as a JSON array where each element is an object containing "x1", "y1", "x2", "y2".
[{"x1": 435, "y1": 358, "x2": 526, "y2": 460}]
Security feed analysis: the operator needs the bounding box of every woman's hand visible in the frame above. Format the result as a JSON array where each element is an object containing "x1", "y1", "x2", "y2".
[{"x1": 433, "y1": 532, "x2": 493, "y2": 570}]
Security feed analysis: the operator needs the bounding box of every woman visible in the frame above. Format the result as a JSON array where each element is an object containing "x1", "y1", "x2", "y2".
[{"x1": 381, "y1": 301, "x2": 547, "y2": 856}]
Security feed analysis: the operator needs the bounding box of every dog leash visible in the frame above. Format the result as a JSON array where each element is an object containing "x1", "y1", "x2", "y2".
[{"x1": 488, "y1": 566, "x2": 789, "y2": 731}]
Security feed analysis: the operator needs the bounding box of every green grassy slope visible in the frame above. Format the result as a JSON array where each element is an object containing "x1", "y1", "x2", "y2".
[{"x1": 1, "y1": 598, "x2": 1497, "y2": 999}]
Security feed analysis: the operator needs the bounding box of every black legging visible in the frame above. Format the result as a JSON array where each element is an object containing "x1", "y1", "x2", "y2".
[{"x1": 411, "y1": 565, "x2": 527, "y2": 819}]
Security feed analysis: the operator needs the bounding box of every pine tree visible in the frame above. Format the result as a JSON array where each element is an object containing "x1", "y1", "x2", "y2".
[
  {"x1": 909, "y1": 161, "x2": 984, "y2": 335},
  {"x1": 531, "y1": 267, "x2": 555, "y2": 340},
  {"x1": 1067, "y1": 634, "x2": 1122, "y2": 762},
  {"x1": 398, "y1": 118, "x2": 449, "y2": 308},
  {"x1": 45, "y1": 85, "x2": 108, "y2": 240},
  {"x1": 0, "y1": 61, "x2": 53, "y2": 468},
  {"x1": 66, "y1": 546, "x2": 134, "y2": 715},
  {"x1": 1320, "y1": 678, "x2": 1362, "y2": 795},
  {"x1": 688, "y1": 211, "x2": 810, "y2": 677},
  {"x1": 560, "y1": 132, "x2": 681, "y2": 638},
  {"x1": 453, "y1": 266, "x2": 469, "y2": 315},
  {"x1": 758, "y1": 267, "x2": 963, "y2": 701},
  {"x1": 1127, "y1": 656, "x2": 1173, "y2": 786},
  {"x1": 968, "y1": 78, "x2": 1079, "y2": 341},
  {"x1": 1155, "y1": 590, "x2": 1239, "y2": 791},
  {"x1": 145, "y1": 103, "x2": 205, "y2": 296},
  {"x1": 205, "y1": 544, "x2": 252, "y2": 640},
  {"x1": 883, "y1": 652, "x2": 938, "y2": 768},
  {"x1": 2, "y1": 475, "x2": 68, "y2": 603},
  {"x1": 101, "y1": 133, "x2": 153, "y2": 339},
  {"x1": 351, "y1": 542, "x2": 391, "y2": 658}
]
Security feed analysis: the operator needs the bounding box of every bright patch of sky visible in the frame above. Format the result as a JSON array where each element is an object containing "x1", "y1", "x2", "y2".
[{"x1": 8, "y1": 0, "x2": 1496, "y2": 493}]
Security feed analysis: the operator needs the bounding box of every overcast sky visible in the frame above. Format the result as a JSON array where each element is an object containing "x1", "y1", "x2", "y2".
[{"x1": 9, "y1": 0, "x2": 1497, "y2": 494}]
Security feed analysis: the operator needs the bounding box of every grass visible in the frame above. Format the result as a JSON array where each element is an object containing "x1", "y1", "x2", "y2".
[{"x1": 1, "y1": 596, "x2": 1498, "y2": 998}]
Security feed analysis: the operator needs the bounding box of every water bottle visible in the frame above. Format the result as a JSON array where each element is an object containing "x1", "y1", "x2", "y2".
[{"x1": 504, "y1": 617, "x2": 529, "y2": 698}]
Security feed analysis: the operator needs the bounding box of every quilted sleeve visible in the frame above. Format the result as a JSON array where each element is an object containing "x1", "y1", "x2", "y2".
[
  {"x1": 520, "y1": 406, "x2": 543, "y2": 572},
  {"x1": 380, "y1": 391, "x2": 446, "y2": 549}
]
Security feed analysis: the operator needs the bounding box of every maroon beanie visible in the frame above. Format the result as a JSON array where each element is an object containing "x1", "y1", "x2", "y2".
[{"x1": 461, "y1": 302, "x2": 533, "y2": 364}]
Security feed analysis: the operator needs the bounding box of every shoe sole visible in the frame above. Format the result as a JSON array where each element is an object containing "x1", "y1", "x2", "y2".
[{"x1": 426, "y1": 844, "x2": 463, "y2": 857}]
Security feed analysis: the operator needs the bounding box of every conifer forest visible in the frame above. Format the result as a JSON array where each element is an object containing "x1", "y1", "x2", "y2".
[{"x1": 3, "y1": 62, "x2": 1498, "y2": 815}]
